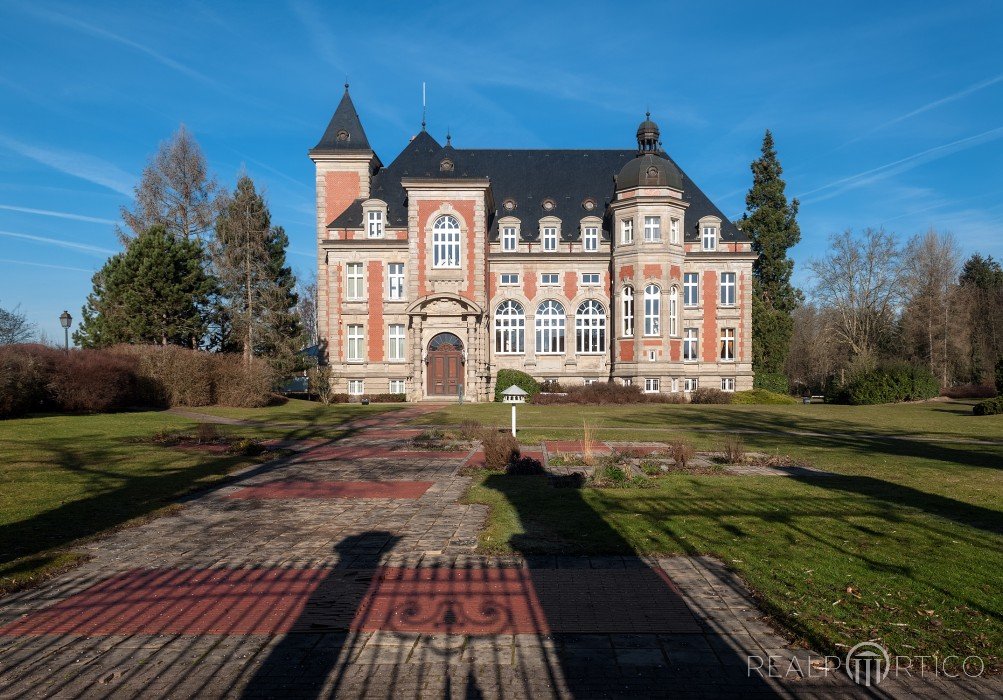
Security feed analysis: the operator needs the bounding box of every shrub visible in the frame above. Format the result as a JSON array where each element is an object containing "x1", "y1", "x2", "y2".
[
  {"x1": 830, "y1": 363, "x2": 939, "y2": 405},
  {"x1": 494, "y1": 369, "x2": 539, "y2": 402},
  {"x1": 996, "y1": 358, "x2": 1003, "y2": 396},
  {"x1": 941, "y1": 384, "x2": 997, "y2": 399},
  {"x1": 590, "y1": 465, "x2": 630, "y2": 488},
  {"x1": 669, "y1": 441, "x2": 695, "y2": 469},
  {"x1": 530, "y1": 382, "x2": 686, "y2": 405},
  {"x1": 507, "y1": 455, "x2": 545, "y2": 475},
  {"x1": 458, "y1": 420, "x2": 484, "y2": 441},
  {"x1": 10, "y1": 345, "x2": 142, "y2": 414},
  {"x1": 212, "y1": 356, "x2": 274, "y2": 408},
  {"x1": 731, "y1": 389, "x2": 798, "y2": 405},
  {"x1": 754, "y1": 372, "x2": 789, "y2": 394},
  {"x1": 721, "y1": 436, "x2": 746, "y2": 464},
  {"x1": 973, "y1": 397, "x2": 1003, "y2": 416},
  {"x1": 481, "y1": 429, "x2": 520, "y2": 469},
  {"x1": 538, "y1": 379, "x2": 566, "y2": 393},
  {"x1": 113, "y1": 344, "x2": 213, "y2": 407},
  {"x1": 0, "y1": 344, "x2": 48, "y2": 418},
  {"x1": 690, "y1": 387, "x2": 732, "y2": 404},
  {"x1": 365, "y1": 393, "x2": 407, "y2": 403}
]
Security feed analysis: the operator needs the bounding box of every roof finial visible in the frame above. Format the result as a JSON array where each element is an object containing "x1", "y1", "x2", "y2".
[
  {"x1": 344, "y1": 79, "x2": 349, "y2": 93},
  {"x1": 421, "y1": 81, "x2": 427, "y2": 132},
  {"x1": 646, "y1": 109, "x2": 651, "y2": 119},
  {"x1": 446, "y1": 127, "x2": 451, "y2": 146}
]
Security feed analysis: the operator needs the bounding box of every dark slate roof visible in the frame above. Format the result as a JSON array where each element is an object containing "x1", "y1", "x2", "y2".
[
  {"x1": 329, "y1": 133, "x2": 747, "y2": 243},
  {"x1": 311, "y1": 87, "x2": 372, "y2": 153}
]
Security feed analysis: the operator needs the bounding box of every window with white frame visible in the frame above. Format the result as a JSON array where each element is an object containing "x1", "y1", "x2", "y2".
[
  {"x1": 683, "y1": 272, "x2": 699, "y2": 307},
  {"x1": 388, "y1": 324, "x2": 406, "y2": 361},
  {"x1": 432, "y1": 215, "x2": 461, "y2": 268},
  {"x1": 388, "y1": 263, "x2": 404, "y2": 300},
  {"x1": 644, "y1": 378, "x2": 660, "y2": 393},
  {"x1": 671, "y1": 378, "x2": 679, "y2": 393},
  {"x1": 670, "y1": 217, "x2": 679, "y2": 243},
  {"x1": 583, "y1": 226, "x2": 598, "y2": 251},
  {"x1": 643, "y1": 284, "x2": 660, "y2": 336},
  {"x1": 622, "y1": 377, "x2": 633, "y2": 386},
  {"x1": 584, "y1": 378, "x2": 599, "y2": 386},
  {"x1": 346, "y1": 263, "x2": 364, "y2": 300},
  {"x1": 621, "y1": 218, "x2": 634, "y2": 244},
  {"x1": 622, "y1": 286, "x2": 634, "y2": 337},
  {"x1": 348, "y1": 379, "x2": 364, "y2": 395},
  {"x1": 389, "y1": 379, "x2": 406, "y2": 395},
  {"x1": 683, "y1": 377, "x2": 698, "y2": 393},
  {"x1": 502, "y1": 226, "x2": 517, "y2": 252},
  {"x1": 669, "y1": 286, "x2": 678, "y2": 336},
  {"x1": 500, "y1": 273, "x2": 520, "y2": 285},
  {"x1": 648, "y1": 349, "x2": 657, "y2": 361},
  {"x1": 720, "y1": 272, "x2": 736, "y2": 306},
  {"x1": 346, "y1": 325, "x2": 364, "y2": 362},
  {"x1": 535, "y1": 300, "x2": 565, "y2": 354},
  {"x1": 494, "y1": 300, "x2": 525, "y2": 354},
  {"x1": 644, "y1": 216, "x2": 661, "y2": 242},
  {"x1": 702, "y1": 225, "x2": 717, "y2": 250},
  {"x1": 542, "y1": 226, "x2": 558, "y2": 251},
  {"x1": 683, "y1": 328, "x2": 699, "y2": 361},
  {"x1": 720, "y1": 328, "x2": 735, "y2": 361},
  {"x1": 575, "y1": 300, "x2": 606, "y2": 354},
  {"x1": 721, "y1": 377, "x2": 735, "y2": 392},
  {"x1": 542, "y1": 273, "x2": 559, "y2": 285},
  {"x1": 581, "y1": 273, "x2": 600, "y2": 286},
  {"x1": 367, "y1": 210, "x2": 384, "y2": 238}
]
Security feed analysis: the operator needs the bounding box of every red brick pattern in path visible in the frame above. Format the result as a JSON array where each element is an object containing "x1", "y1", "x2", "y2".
[
  {"x1": 293, "y1": 445, "x2": 468, "y2": 461},
  {"x1": 0, "y1": 566, "x2": 699, "y2": 637},
  {"x1": 543, "y1": 440, "x2": 613, "y2": 454},
  {"x1": 227, "y1": 480, "x2": 433, "y2": 500}
]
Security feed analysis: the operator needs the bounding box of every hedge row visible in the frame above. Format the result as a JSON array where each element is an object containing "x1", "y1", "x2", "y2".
[
  {"x1": 0, "y1": 344, "x2": 275, "y2": 419},
  {"x1": 827, "y1": 363, "x2": 939, "y2": 405}
]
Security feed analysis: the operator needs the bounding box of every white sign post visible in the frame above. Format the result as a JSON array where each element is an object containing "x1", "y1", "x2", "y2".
[{"x1": 501, "y1": 385, "x2": 528, "y2": 437}]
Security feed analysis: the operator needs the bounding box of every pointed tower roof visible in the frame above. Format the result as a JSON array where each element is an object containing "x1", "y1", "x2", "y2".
[{"x1": 311, "y1": 84, "x2": 373, "y2": 154}]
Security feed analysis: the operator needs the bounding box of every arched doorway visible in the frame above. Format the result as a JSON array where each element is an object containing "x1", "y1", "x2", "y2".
[{"x1": 426, "y1": 333, "x2": 464, "y2": 397}]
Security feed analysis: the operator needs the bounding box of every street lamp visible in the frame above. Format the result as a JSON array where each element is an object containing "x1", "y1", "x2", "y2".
[{"x1": 59, "y1": 310, "x2": 72, "y2": 351}]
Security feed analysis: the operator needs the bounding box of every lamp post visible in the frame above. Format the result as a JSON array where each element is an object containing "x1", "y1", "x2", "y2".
[{"x1": 59, "y1": 310, "x2": 72, "y2": 351}]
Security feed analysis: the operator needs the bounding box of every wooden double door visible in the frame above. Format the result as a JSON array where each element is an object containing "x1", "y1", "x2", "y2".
[{"x1": 426, "y1": 333, "x2": 464, "y2": 397}]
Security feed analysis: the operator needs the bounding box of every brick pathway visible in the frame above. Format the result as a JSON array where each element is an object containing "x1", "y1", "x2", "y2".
[{"x1": 1, "y1": 408, "x2": 999, "y2": 699}]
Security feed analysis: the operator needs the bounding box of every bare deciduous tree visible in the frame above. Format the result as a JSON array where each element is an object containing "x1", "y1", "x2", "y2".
[
  {"x1": 0, "y1": 302, "x2": 35, "y2": 344},
  {"x1": 119, "y1": 125, "x2": 221, "y2": 244},
  {"x1": 785, "y1": 303, "x2": 842, "y2": 392},
  {"x1": 808, "y1": 228, "x2": 902, "y2": 360},
  {"x1": 296, "y1": 275, "x2": 318, "y2": 348}
]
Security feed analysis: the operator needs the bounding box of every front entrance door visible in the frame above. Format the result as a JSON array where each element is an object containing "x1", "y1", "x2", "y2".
[{"x1": 426, "y1": 333, "x2": 464, "y2": 397}]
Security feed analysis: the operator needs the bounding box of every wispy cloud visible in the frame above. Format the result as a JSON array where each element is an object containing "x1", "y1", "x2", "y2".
[
  {"x1": 0, "y1": 204, "x2": 116, "y2": 225},
  {"x1": 0, "y1": 258, "x2": 94, "y2": 273},
  {"x1": 799, "y1": 126, "x2": 1003, "y2": 204},
  {"x1": 0, "y1": 135, "x2": 134, "y2": 195},
  {"x1": 0, "y1": 230, "x2": 116, "y2": 256}
]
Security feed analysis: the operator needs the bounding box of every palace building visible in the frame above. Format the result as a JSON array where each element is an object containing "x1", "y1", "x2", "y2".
[{"x1": 311, "y1": 86, "x2": 755, "y2": 402}]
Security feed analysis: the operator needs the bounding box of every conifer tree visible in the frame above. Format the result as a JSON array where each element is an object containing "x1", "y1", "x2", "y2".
[
  {"x1": 740, "y1": 130, "x2": 803, "y2": 388},
  {"x1": 75, "y1": 226, "x2": 214, "y2": 347}
]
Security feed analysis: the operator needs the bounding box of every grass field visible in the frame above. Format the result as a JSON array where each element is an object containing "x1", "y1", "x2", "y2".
[{"x1": 417, "y1": 399, "x2": 1003, "y2": 669}]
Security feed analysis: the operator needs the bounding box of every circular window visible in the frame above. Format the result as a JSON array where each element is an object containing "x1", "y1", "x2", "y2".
[
  {"x1": 582, "y1": 198, "x2": 596, "y2": 211},
  {"x1": 503, "y1": 199, "x2": 516, "y2": 211},
  {"x1": 542, "y1": 198, "x2": 556, "y2": 211},
  {"x1": 336, "y1": 130, "x2": 350, "y2": 142},
  {"x1": 646, "y1": 166, "x2": 659, "y2": 178}
]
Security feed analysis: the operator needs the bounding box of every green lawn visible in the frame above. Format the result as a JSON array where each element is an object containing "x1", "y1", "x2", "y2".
[{"x1": 433, "y1": 400, "x2": 1003, "y2": 669}]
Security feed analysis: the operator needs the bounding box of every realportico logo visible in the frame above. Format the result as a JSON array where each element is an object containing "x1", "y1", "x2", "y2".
[{"x1": 844, "y1": 642, "x2": 891, "y2": 686}]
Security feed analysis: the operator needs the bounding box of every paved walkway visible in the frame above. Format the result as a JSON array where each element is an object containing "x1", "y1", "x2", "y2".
[{"x1": 0, "y1": 410, "x2": 998, "y2": 698}]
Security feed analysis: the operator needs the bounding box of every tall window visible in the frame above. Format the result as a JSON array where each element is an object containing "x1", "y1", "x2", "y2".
[
  {"x1": 644, "y1": 216, "x2": 661, "y2": 242},
  {"x1": 347, "y1": 325, "x2": 364, "y2": 362},
  {"x1": 669, "y1": 286, "x2": 678, "y2": 336},
  {"x1": 720, "y1": 328, "x2": 735, "y2": 361},
  {"x1": 583, "y1": 226, "x2": 598, "y2": 251},
  {"x1": 495, "y1": 300, "x2": 525, "y2": 354},
  {"x1": 720, "y1": 272, "x2": 736, "y2": 306},
  {"x1": 542, "y1": 226, "x2": 558, "y2": 251},
  {"x1": 683, "y1": 377, "x2": 698, "y2": 393},
  {"x1": 670, "y1": 218, "x2": 679, "y2": 243},
  {"x1": 388, "y1": 263, "x2": 404, "y2": 300},
  {"x1": 535, "y1": 300, "x2": 565, "y2": 354},
  {"x1": 502, "y1": 226, "x2": 517, "y2": 252},
  {"x1": 576, "y1": 300, "x2": 606, "y2": 354},
  {"x1": 683, "y1": 328, "x2": 698, "y2": 361},
  {"x1": 622, "y1": 286, "x2": 634, "y2": 337},
  {"x1": 644, "y1": 284, "x2": 660, "y2": 336},
  {"x1": 346, "y1": 263, "x2": 364, "y2": 300},
  {"x1": 683, "y1": 272, "x2": 699, "y2": 307},
  {"x1": 433, "y1": 215, "x2": 461, "y2": 268},
  {"x1": 621, "y1": 218, "x2": 634, "y2": 244},
  {"x1": 388, "y1": 324, "x2": 406, "y2": 361},
  {"x1": 702, "y1": 226, "x2": 717, "y2": 250},
  {"x1": 367, "y1": 210, "x2": 384, "y2": 238}
]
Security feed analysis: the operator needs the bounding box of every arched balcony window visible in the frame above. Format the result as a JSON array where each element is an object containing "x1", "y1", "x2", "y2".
[
  {"x1": 535, "y1": 300, "x2": 566, "y2": 354},
  {"x1": 494, "y1": 300, "x2": 525, "y2": 354},
  {"x1": 644, "y1": 284, "x2": 661, "y2": 336},
  {"x1": 576, "y1": 300, "x2": 606, "y2": 354}
]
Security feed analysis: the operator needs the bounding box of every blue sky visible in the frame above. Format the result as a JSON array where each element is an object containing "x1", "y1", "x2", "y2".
[{"x1": 2, "y1": 1, "x2": 1002, "y2": 342}]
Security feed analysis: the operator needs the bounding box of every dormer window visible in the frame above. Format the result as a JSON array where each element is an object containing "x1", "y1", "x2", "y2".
[
  {"x1": 367, "y1": 210, "x2": 384, "y2": 238},
  {"x1": 702, "y1": 225, "x2": 717, "y2": 250},
  {"x1": 502, "y1": 226, "x2": 517, "y2": 252},
  {"x1": 542, "y1": 226, "x2": 558, "y2": 251},
  {"x1": 583, "y1": 226, "x2": 598, "y2": 252}
]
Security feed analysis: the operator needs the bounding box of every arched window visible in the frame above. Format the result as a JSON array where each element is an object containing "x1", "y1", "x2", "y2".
[
  {"x1": 535, "y1": 300, "x2": 565, "y2": 354},
  {"x1": 622, "y1": 286, "x2": 634, "y2": 337},
  {"x1": 494, "y1": 300, "x2": 525, "y2": 354},
  {"x1": 644, "y1": 284, "x2": 661, "y2": 336},
  {"x1": 669, "y1": 285, "x2": 678, "y2": 337},
  {"x1": 576, "y1": 300, "x2": 606, "y2": 354},
  {"x1": 433, "y1": 215, "x2": 461, "y2": 268}
]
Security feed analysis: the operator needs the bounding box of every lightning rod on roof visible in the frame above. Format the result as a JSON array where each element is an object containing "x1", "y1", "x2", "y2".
[{"x1": 421, "y1": 82, "x2": 427, "y2": 132}]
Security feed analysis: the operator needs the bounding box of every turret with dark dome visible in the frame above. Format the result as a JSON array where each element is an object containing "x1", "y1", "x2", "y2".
[{"x1": 616, "y1": 113, "x2": 683, "y2": 191}]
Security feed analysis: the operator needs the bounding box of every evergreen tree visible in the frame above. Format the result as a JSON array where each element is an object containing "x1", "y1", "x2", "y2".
[
  {"x1": 211, "y1": 175, "x2": 299, "y2": 372},
  {"x1": 958, "y1": 253, "x2": 1003, "y2": 382},
  {"x1": 74, "y1": 226, "x2": 214, "y2": 347},
  {"x1": 740, "y1": 130, "x2": 803, "y2": 387}
]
